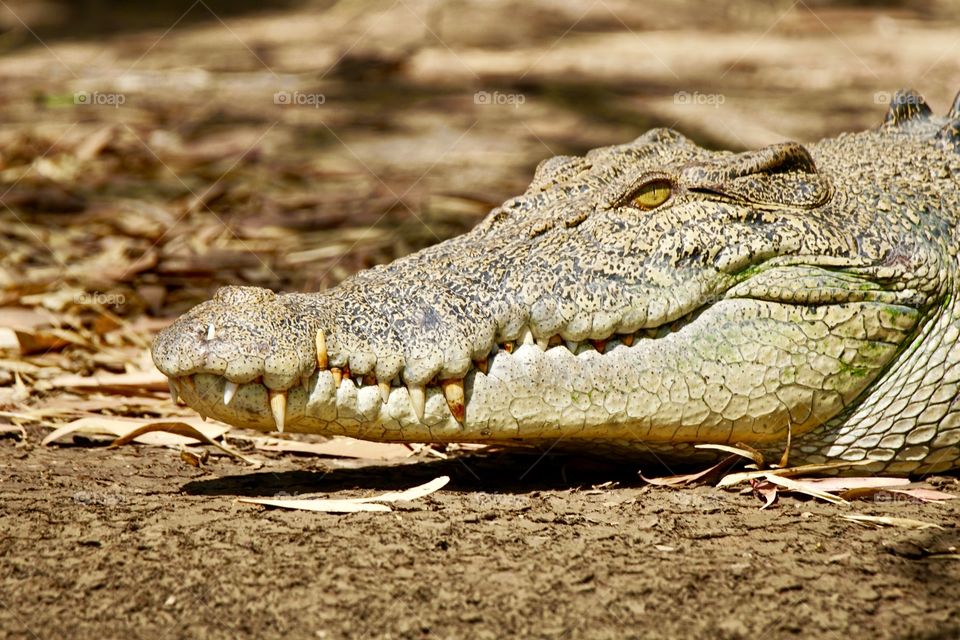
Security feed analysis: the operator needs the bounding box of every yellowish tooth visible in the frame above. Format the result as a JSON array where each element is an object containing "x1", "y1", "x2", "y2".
[
  {"x1": 168, "y1": 379, "x2": 180, "y2": 404},
  {"x1": 330, "y1": 367, "x2": 342, "y2": 387},
  {"x1": 441, "y1": 379, "x2": 465, "y2": 424},
  {"x1": 408, "y1": 385, "x2": 426, "y2": 422},
  {"x1": 223, "y1": 380, "x2": 239, "y2": 406},
  {"x1": 379, "y1": 382, "x2": 391, "y2": 403},
  {"x1": 535, "y1": 336, "x2": 548, "y2": 351},
  {"x1": 269, "y1": 389, "x2": 287, "y2": 433},
  {"x1": 474, "y1": 358, "x2": 488, "y2": 374},
  {"x1": 621, "y1": 334, "x2": 634, "y2": 346},
  {"x1": 520, "y1": 327, "x2": 534, "y2": 345},
  {"x1": 315, "y1": 329, "x2": 328, "y2": 370}
]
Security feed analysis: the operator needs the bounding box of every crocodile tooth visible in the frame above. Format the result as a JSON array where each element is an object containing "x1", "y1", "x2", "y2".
[
  {"x1": 223, "y1": 380, "x2": 239, "y2": 406},
  {"x1": 621, "y1": 334, "x2": 634, "y2": 347},
  {"x1": 441, "y1": 379, "x2": 465, "y2": 424},
  {"x1": 535, "y1": 336, "x2": 549, "y2": 351},
  {"x1": 269, "y1": 389, "x2": 287, "y2": 433},
  {"x1": 205, "y1": 323, "x2": 215, "y2": 341},
  {"x1": 167, "y1": 379, "x2": 180, "y2": 404},
  {"x1": 408, "y1": 385, "x2": 426, "y2": 422},
  {"x1": 315, "y1": 330, "x2": 328, "y2": 370},
  {"x1": 474, "y1": 358, "x2": 488, "y2": 374},
  {"x1": 379, "y1": 382, "x2": 391, "y2": 403},
  {"x1": 520, "y1": 327, "x2": 534, "y2": 346},
  {"x1": 331, "y1": 367, "x2": 342, "y2": 387},
  {"x1": 565, "y1": 340, "x2": 578, "y2": 353}
]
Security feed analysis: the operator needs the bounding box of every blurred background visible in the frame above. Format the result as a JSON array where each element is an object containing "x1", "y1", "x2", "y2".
[{"x1": 0, "y1": 0, "x2": 959, "y2": 403}]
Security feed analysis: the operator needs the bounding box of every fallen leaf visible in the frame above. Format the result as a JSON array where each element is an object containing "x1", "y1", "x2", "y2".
[
  {"x1": 42, "y1": 369, "x2": 169, "y2": 393},
  {"x1": 694, "y1": 443, "x2": 765, "y2": 466},
  {"x1": 756, "y1": 482, "x2": 778, "y2": 509},
  {"x1": 250, "y1": 435, "x2": 411, "y2": 460},
  {"x1": 801, "y1": 476, "x2": 911, "y2": 492},
  {"x1": 238, "y1": 499, "x2": 392, "y2": 513},
  {"x1": 761, "y1": 474, "x2": 848, "y2": 504},
  {"x1": 180, "y1": 448, "x2": 209, "y2": 468},
  {"x1": 841, "y1": 514, "x2": 944, "y2": 530},
  {"x1": 238, "y1": 476, "x2": 451, "y2": 513},
  {"x1": 717, "y1": 460, "x2": 874, "y2": 488},
  {"x1": 640, "y1": 456, "x2": 739, "y2": 487},
  {"x1": 41, "y1": 416, "x2": 263, "y2": 467},
  {"x1": 42, "y1": 416, "x2": 227, "y2": 446}
]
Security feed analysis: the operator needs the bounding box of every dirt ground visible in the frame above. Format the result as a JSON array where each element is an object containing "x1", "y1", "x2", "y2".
[{"x1": 2, "y1": 1, "x2": 960, "y2": 638}]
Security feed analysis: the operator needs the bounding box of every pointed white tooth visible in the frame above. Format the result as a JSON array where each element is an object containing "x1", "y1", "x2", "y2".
[
  {"x1": 441, "y1": 379, "x2": 465, "y2": 424},
  {"x1": 167, "y1": 379, "x2": 180, "y2": 404},
  {"x1": 315, "y1": 329, "x2": 328, "y2": 369},
  {"x1": 223, "y1": 380, "x2": 239, "y2": 406},
  {"x1": 269, "y1": 389, "x2": 287, "y2": 433},
  {"x1": 206, "y1": 323, "x2": 215, "y2": 340},
  {"x1": 520, "y1": 326, "x2": 534, "y2": 345},
  {"x1": 408, "y1": 385, "x2": 425, "y2": 422},
  {"x1": 535, "y1": 336, "x2": 548, "y2": 351},
  {"x1": 565, "y1": 340, "x2": 578, "y2": 352},
  {"x1": 379, "y1": 382, "x2": 391, "y2": 403}
]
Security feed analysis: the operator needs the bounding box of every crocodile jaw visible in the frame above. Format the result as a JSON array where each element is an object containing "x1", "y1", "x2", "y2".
[{"x1": 164, "y1": 296, "x2": 918, "y2": 449}]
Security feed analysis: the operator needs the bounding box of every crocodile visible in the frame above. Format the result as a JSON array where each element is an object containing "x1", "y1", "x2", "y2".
[{"x1": 152, "y1": 88, "x2": 960, "y2": 475}]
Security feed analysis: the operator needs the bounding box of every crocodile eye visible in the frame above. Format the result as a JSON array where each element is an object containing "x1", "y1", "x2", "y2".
[{"x1": 628, "y1": 179, "x2": 672, "y2": 210}]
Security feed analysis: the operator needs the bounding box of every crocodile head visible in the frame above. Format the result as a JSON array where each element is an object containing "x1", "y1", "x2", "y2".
[{"x1": 152, "y1": 89, "x2": 960, "y2": 472}]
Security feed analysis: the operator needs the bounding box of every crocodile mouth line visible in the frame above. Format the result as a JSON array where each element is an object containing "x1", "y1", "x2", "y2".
[{"x1": 164, "y1": 304, "x2": 710, "y2": 433}]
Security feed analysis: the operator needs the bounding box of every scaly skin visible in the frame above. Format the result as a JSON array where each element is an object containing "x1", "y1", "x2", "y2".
[{"x1": 152, "y1": 89, "x2": 960, "y2": 475}]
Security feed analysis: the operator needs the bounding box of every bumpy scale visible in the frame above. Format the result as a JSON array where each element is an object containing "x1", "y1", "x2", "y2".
[{"x1": 152, "y1": 88, "x2": 960, "y2": 476}]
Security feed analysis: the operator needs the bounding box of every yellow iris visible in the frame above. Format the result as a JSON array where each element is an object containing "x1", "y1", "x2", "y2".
[{"x1": 629, "y1": 180, "x2": 672, "y2": 210}]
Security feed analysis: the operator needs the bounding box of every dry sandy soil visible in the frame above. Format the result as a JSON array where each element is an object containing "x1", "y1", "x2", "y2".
[{"x1": 2, "y1": 1, "x2": 960, "y2": 638}]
